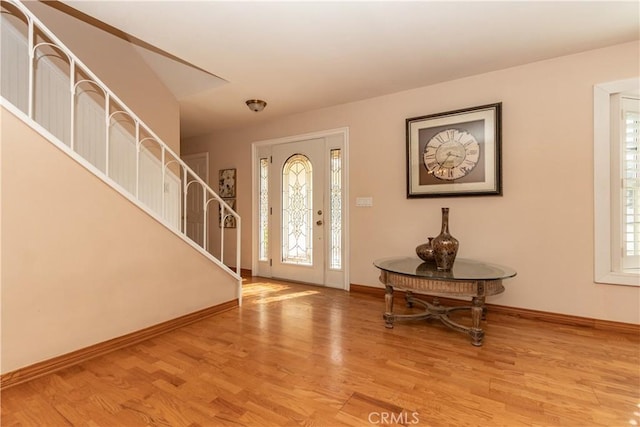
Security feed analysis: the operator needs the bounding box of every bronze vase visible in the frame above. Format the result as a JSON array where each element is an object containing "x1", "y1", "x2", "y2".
[
  {"x1": 432, "y1": 207, "x2": 459, "y2": 271},
  {"x1": 416, "y1": 237, "x2": 436, "y2": 263}
]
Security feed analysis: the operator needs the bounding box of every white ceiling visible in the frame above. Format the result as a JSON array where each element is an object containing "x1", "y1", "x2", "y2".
[{"x1": 61, "y1": 1, "x2": 639, "y2": 139}]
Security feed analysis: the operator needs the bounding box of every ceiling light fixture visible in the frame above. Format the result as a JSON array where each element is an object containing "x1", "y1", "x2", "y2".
[{"x1": 245, "y1": 99, "x2": 267, "y2": 112}]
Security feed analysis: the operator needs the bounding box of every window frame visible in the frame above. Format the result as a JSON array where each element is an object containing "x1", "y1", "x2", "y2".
[{"x1": 594, "y1": 77, "x2": 640, "y2": 286}]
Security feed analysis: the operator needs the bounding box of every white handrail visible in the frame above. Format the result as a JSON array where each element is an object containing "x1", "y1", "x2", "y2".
[{"x1": 1, "y1": 0, "x2": 241, "y2": 281}]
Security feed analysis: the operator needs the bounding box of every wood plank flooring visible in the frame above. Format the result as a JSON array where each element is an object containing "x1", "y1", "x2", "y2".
[{"x1": 2, "y1": 277, "x2": 639, "y2": 426}]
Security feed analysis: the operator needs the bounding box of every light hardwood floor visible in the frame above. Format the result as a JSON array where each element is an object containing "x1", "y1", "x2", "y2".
[{"x1": 2, "y1": 277, "x2": 639, "y2": 426}]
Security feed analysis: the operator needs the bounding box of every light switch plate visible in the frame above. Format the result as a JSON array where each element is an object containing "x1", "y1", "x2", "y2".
[{"x1": 355, "y1": 197, "x2": 373, "y2": 207}]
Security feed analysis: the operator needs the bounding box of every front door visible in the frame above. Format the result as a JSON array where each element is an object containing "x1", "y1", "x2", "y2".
[
  {"x1": 254, "y1": 129, "x2": 348, "y2": 289},
  {"x1": 270, "y1": 139, "x2": 326, "y2": 285}
]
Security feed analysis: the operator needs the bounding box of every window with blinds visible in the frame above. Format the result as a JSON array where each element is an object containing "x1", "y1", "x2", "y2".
[
  {"x1": 594, "y1": 78, "x2": 639, "y2": 286},
  {"x1": 621, "y1": 97, "x2": 639, "y2": 270}
]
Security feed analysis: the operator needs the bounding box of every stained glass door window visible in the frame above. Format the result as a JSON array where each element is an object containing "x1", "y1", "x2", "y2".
[{"x1": 281, "y1": 154, "x2": 313, "y2": 265}]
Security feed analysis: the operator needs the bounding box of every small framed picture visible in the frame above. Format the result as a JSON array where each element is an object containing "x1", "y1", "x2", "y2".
[
  {"x1": 219, "y1": 168, "x2": 236, "y2": 198},
  {"x1": 406, "y1": 103, "x2": 502, "y2": 198},
  {"x1": 219, "y1": 199, "x2": 236, "y2": 228}
]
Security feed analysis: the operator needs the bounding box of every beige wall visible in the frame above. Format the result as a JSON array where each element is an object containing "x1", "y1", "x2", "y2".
[
  {"x1": 1, "y1": 108, "x2": 237, "y2": 373},
  {"x1": 23, "y1": 2, "x2": 180, "y2": 153},
  {"x1": 183, "y1": 41, "x2": 640, "y2": 324}
]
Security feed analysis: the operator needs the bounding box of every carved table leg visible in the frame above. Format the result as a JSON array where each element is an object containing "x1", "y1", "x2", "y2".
[
  {"x1": 405, "y1": 290, "x2": 413, "y2": 308},
  {"x1": 383, "y1": 285, "x2": 394, "y2": 328},
  {"x1": 470, "y1": 296, "x2": 485, "y2": 346}
]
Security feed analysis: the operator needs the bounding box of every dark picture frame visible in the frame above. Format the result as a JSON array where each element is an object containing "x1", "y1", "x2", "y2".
[{"x1": 406, "y1": 103, "x2": 502, "y2": 198}]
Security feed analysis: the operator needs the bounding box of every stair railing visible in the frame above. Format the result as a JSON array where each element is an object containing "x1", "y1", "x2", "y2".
[{"x1": 1, "y1": 0, "x2": 241, "y2": 287}]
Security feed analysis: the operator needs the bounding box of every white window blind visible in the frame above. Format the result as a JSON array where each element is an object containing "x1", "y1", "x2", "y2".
[{"x1": 621, "y1": 97, "x2": 640, "y2": 270}]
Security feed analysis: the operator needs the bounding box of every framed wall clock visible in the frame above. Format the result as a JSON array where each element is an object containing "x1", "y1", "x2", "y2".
[{"x1": 406, "y1": 103, "x2": 502, "y2": 198}]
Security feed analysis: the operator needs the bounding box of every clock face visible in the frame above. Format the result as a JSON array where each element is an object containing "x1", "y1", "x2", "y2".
[{"x1": 423, "y1": 129, "x2": 480, "y2": 181}]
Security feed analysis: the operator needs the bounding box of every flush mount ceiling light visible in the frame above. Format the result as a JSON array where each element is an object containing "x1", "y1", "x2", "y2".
[{"x1": 245, "y1": 99, "x2": 267, "y2": 112}]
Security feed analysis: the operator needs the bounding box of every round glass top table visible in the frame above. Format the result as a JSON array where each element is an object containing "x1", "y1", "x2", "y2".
[{"x1": 373, "y1": 257, "x2": 517, "y2": 346}]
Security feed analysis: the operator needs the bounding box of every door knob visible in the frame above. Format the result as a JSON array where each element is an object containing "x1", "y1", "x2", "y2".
[{"x1": 316, "y1": 220, "x2": 323, "y2": 226}]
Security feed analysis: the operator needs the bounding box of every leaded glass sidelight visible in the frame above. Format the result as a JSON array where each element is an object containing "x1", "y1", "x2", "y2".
[
  {"x1": 282, "y1": 154, "x2": 313, "y2": 265},
  {"x1": 330, "y1": 149, "x2": 342, "y2": 269},
  {"x1": 258, "y1": 158, "x2": 269, "y2": 261}
]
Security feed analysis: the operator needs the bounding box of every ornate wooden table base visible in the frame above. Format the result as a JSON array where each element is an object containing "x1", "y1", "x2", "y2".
[
  {"x1": 375, "y1": 258, "x2": 516, "y2": 346},
  {"x1": 384, "y1": 287, "x2": 493, "y2": 346}
]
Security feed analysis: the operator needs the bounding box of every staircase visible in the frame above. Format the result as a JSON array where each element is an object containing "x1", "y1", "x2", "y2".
[{"x1": 0, "y1": 0, "x2": 241, "y2": 377}]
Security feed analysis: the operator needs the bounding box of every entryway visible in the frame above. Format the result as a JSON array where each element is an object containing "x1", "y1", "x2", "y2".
[{"x1": 252, "y1": 128, "x2": 349, "y2": 289}]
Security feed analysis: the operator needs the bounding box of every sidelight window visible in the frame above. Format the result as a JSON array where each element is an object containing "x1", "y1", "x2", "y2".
[
  {"x1": 330, "y1": 149, "x2": 343, "y2": 270},
  {"x1": 258, "y1": 158, "x2": 269, "y2": 261}
]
